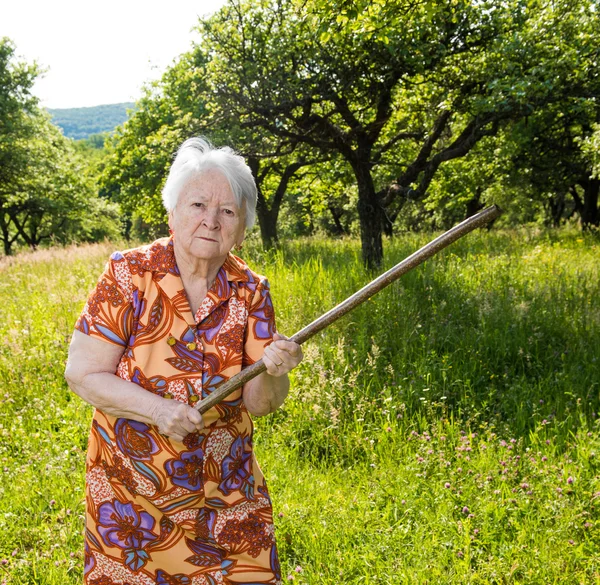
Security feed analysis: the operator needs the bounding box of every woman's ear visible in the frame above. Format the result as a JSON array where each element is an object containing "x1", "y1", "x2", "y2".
[{"x1": 234, "y1": 231, "x2": 246, "y2": 251}]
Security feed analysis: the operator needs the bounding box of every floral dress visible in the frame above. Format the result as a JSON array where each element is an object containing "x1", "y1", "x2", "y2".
[{"x1": 75, "y1": 237, "x2": 281, "y2": 585}]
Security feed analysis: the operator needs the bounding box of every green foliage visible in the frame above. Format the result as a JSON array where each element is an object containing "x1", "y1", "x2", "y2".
[
  {"x1": 99, "y1": 51, "x2": 212, "y2": 229},
  {"x1": 47, "y1": 103, "x2": 135, "y2": 140},
  {"x1": 96, "y1": 0, "x2": 599, "y2": 263},
  {"x1": 581, "y1": 123, "x2": 600, "y2": 180},
  {"x1": 0, "y1": 39, "x2": 123, "y2": 255},
  {"x1": 0, "y1": 231, "x2": 598, "y2": 582}
]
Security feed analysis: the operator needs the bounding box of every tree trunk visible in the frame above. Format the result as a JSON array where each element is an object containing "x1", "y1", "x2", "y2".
[
  {"x1": 581, "y1": 178, "x2": 599, "y2": 229},
  {"x1": 327, "y1": 203, "x2": 347, "y2": 236},
  {"x1": 249, "y1": 157, "x2": 309, "y2": 251},
  {"x1": 465, "y1": 188, "x2": 484, "y2": 219},
  {"x1": 353, "y1": 160, "x2": 384, "y2": 270},
  {"x1": 255, "y1": 201, "x2": 279, "y2": 249},
  {"x1": 0, "y1": 214, "x2": 12, "y2": 255}
]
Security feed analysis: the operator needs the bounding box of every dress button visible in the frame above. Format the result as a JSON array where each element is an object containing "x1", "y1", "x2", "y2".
[
  {"x1": 189, "y1": 395, "x2": 199, "y2": 404},
  {"x1": 167, "y1": 336, "x2": 177, "y2": 346},
  {"x1": 186, "y1": 342, "x2": 197, "y2": 351},
  {"x1": 164, "y1": 392, "x2": 173, "y2": 399}
]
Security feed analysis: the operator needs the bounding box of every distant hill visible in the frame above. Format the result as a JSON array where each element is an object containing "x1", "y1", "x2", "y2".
[{"x1": 47, "y1": 102, "x2": 135, "y2": 140}]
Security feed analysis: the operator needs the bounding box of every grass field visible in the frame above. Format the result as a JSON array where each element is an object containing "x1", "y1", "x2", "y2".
[{"x1": 0, "y1": 229, "x2": 598, "y2": 584}]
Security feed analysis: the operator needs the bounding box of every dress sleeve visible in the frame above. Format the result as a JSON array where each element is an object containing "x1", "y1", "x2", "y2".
[
  {"x1": 242, "y1": 278, "x2": 277, "y2": 367},
  {"x1": 75, "y1": 252, "x2": 134, "y2": 348}
]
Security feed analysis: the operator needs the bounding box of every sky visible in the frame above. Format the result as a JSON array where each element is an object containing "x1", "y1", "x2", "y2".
[{"x1": 1, "y1": 0, "x2": 227, "y2": 109}]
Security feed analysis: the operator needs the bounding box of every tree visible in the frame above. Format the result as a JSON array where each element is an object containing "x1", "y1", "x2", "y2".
[
  {"x1": 101, "y1": 49, "x2": 315, "y2": 248},
  {"x1": 199, "y1": 0, "x2": 599, "y2": 267},
  {"x1": 0, "y1": 38, "x2": 122, "y2": 254},
  {"x1": 0, "y1": 37, "x2": 40, "y2": 253}
]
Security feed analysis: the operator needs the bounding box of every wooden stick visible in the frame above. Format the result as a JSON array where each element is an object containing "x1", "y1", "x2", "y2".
[{"x1": 196, "y1": 205, "x2": 501, "y2": 414}]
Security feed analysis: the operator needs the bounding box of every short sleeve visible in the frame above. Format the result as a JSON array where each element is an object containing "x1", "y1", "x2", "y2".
[
  {"x1": 75, "y1": 253, "x2": 134, "y2": 347},
  {"x1": 242, "y1": 278, "x2": 277, "y2": 367}
]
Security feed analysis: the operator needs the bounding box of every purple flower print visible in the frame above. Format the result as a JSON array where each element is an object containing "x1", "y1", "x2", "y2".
[
  {"x1": 97, "y1": 500, "x2": 157, "y2": 550},
  {"x1": 184, "y1": 537, "x2": 224, "y2": 567},
  {"x1": 164, "y1": 448, "x2": 204, "y2": 491},
  {"x1": 115, "y1": 419, "x2": 159, "y2": 461},
  {"x1": 194, "y1": 507, "x2": 217, "y2": 543},
  {"x1": 84, "y1": 541, "x2": 95, "y2": 575},
  {"x1": 156, "y1": 569, "x2": 191, "y2": 584},
  {"x1": 219, "y1": 435, "x2": 254, "y2": 496}
]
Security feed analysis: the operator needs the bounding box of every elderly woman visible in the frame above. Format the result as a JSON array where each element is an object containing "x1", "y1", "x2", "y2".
[{"x1": 65, "y1": 137, "x2": 302, "y2": 585}]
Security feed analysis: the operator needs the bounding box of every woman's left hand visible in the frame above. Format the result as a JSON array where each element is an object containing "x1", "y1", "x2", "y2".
[{"x1": 263, "y1": 333, "x2": 303, "y2": 377}]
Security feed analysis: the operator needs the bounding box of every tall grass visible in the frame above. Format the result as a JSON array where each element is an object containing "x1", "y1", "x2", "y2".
[{"x1": 0, "y1": 231, "x2": 598, "y2": 583}]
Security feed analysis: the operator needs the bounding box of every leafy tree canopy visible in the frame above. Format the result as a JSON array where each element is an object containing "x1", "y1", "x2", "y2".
[{"x1": 0, "y1": 38, "x2": 122, "y2": 254}]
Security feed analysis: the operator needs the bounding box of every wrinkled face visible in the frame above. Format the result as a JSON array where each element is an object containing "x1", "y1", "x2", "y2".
[{"x1": 169, "y1": 170, "x2": 245, "y2": 263}]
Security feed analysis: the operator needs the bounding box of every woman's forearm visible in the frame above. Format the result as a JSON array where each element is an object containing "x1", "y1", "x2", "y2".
[
  {"x1": 65, "y1": 331, "x2": 204, "y2": 442},
  {"x1": 243, "y1": 373, "x2": 290, "y2": 417},
  {"x1": 65, "y1": 367, "x2": 163, "y2": 424}
]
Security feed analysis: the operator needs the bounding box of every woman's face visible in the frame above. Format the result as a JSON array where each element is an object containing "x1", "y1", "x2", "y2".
[{"x1": 169, "y1": 170, "x2": 246, "y2": 263}]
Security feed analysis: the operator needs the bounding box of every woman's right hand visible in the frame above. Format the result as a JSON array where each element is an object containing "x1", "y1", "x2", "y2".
[{"x1": 152, "y1": 399, "x2": 204, "y2": 443}]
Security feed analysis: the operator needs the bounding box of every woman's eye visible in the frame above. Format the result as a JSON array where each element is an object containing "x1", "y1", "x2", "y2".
[
  {"x1": 193, "y1": 202, "x2": 205, "y2": 208},
  {"x1": 223, "y1": 209, "x2": 235, "y2": 216}
]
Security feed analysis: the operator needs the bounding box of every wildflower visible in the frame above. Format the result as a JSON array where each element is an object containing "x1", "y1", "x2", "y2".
[
  {"x1": 278, "y1": 512, "x2": 284, "y2": 518},
  {"x1": 386, "y1": 427, "x2": 392, "y2": 432},
  {"x1": 542, "y1": 456, "x2": 547, "y2": 462},
  {"x1": 295, "y1": 566, "x2": 303, "y2": 573},
  {"x1": 49, "y1": 499, "x2": 56, "y2": 507},
  {"x1": 456, "y1": 550, "x2": 464, "y2": 558},
  {"x1": 569, "y1": 539, "x2": 575, "y2": 546},
  {"x1": 567, "y1": 476, "x2": 574, "y2": 485},
  {"x1": 462, "y1": 506, "x2": 469, "y2": 515},
  {"x1": 0, "y1": 560, "x2": 7, "y2": 566},
  {"x1": 444, "y1": 482, "x2": 451, "y2": 489},
  {"x1": 401, "y1": 499, "x2": 406, "y2": 505},
  {"x1": 557, "y1": 487, "x2": 563, "y2": 494}
]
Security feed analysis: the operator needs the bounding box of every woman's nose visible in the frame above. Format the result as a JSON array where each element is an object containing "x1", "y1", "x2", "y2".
[{"x1": 202, "y1": 209, "x2": 220, "y2": 229}]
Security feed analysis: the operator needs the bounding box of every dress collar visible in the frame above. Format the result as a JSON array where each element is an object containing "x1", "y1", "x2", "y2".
[{"x1": 153, "y1": 237, "x2": 252, "y2": 325}]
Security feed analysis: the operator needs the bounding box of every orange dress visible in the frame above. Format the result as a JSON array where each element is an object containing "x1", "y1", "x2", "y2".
[{"x1": 75, "y1": 237, "x2": 281, "y2": 585}]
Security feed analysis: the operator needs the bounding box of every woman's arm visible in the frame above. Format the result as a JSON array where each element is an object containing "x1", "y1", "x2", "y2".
[
  {"x1": 65, "y1": 330, "x2": 204, "y2": 442},
  {"x1": 242, "y1": 333, "x2": 303, "y2": 417}
]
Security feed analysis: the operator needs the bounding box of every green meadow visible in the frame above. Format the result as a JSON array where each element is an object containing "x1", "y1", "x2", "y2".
[{"x1": 0, "y1": 229, "x2": 599, "y2": 584}]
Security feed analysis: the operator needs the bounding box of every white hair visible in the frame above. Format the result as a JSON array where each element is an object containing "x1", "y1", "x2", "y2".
[{"x1": 162, "y1": 137, "x2": 257, "y2": 229}]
